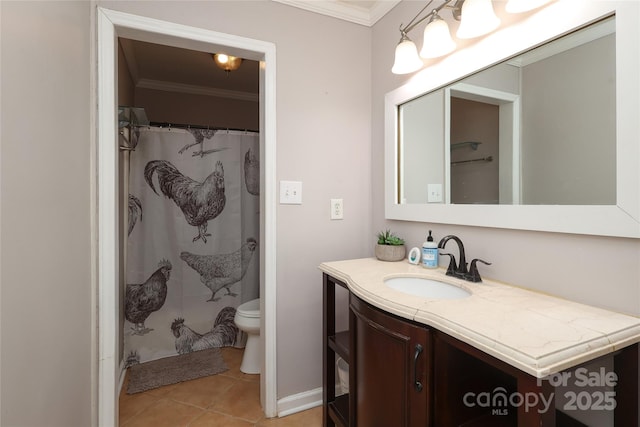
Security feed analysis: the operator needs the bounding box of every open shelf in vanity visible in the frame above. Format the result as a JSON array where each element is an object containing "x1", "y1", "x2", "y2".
[{"x1": 323, "y1": 274, "x2": 351, "y2": 427}]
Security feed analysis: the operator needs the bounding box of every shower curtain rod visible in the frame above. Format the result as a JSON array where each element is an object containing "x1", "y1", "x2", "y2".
[{"x1": 144, "y1": 121, "x2": 258, "y2": 134}]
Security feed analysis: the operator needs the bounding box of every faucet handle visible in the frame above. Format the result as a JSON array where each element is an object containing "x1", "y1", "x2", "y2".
[
  {"x1": 439, "y1": 252, "x2": 457, "y2": 276},
  {"x1": 467, "y1": 259, "x2": 492, "y2": 283}
]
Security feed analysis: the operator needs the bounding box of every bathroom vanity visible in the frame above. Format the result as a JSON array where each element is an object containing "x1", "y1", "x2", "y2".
[{"x1": 321, "y1": 258, "x2": 640, "y2": 427}]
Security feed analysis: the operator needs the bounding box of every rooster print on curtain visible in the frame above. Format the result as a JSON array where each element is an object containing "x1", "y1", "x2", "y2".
[
  {"x1": 125, "y1": 259, "x2": 172, "y2": 335},
  {"x1": 128, "y1": 194, "x2": 142, "y2": 236},
  {"x1": 244, "y1": 147, "x2": 259, "y2": 195},
  {"x1": 144, "y1": 160, "x2": 226, "y2": 243},
  {"x1": 180, "y1": 237, "x2": 258, "y2": 302},
  {"x1": 125, "y1": 127, "x2": 260, "y2": 364},
  {"x1": 180, "y1": 128, "x2": 219, "y2": 157},
  {"x1": 172, "y1": 306, "x2": 238, "y2": 354}
]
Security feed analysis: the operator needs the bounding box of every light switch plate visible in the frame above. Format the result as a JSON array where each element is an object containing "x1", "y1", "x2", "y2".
[
  {"x1": 280, "y1": 180, "x2": 302, "y2": 204},
  {"x1": 427, "y1": 184, "x2": 443, "y2": 203}
]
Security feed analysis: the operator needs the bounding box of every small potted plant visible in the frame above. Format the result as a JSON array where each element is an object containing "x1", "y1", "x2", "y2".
[{"x1": 375, "y1": 229, "x2": 406, "y2": 262}]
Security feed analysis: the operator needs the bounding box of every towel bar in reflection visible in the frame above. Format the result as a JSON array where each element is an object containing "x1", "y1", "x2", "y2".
[{"x1": 451, "y1": 155, "x2": 493, "y2": 166}]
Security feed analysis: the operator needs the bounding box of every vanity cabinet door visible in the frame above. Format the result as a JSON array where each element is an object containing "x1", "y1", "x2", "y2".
[{"x1": 350, "y1": 295, "x2": 431, "y2": 427}]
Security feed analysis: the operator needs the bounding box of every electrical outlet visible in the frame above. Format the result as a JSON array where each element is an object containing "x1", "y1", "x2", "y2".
[
  {"x1": 280, "y1": 181, "x2": 302, "y2": 204},
  {"x1": 331, "y1": 198, "x2": 343, "y2": 220}
]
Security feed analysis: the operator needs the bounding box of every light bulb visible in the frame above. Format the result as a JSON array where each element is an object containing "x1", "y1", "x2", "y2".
[
  {"x1": 456, "y1": 0, "x2": 500, "y2": 39},
  {"x1": 420, "y1": 17, "x2": 456, "y2": 59},
  {"x1": 213, "y1": 53, "x2": 243, "y2": 72},
  {"x1": 392, "y1": 38, "x2": 424, "y2": 74}
]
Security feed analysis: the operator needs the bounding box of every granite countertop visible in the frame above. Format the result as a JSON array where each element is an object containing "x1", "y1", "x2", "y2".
[{"x1": 319, "y1": 257, "x2": 640, "y2": 378}]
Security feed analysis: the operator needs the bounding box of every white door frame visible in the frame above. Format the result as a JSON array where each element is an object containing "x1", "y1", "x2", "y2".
[{"x1": 95, "y1": 7, "x2": 277, "y2": 425}]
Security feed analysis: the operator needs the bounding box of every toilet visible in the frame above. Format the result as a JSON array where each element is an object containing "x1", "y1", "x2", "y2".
[{"x1": 234, "y1": 298, "x2": 261, "y2": 374}]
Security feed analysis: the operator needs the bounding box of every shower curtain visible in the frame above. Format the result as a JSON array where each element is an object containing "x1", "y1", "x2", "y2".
[{"x1": 124, "y1": 126, "x2": 260, "y2": 365}]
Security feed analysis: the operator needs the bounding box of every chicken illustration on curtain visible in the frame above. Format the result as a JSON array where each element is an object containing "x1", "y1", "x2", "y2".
[{"x1": 125, "y1": 126, "x2": 259, "y2": 365}]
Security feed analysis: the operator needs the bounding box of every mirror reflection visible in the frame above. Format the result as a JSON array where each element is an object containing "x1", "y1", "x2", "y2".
[{"x1": 399, "y1": 17, "x2": 615, "y2": 205}]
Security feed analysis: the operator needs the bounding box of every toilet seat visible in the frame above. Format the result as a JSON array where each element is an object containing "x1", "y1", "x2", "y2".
[{"x1": 237, "y1": 298, "x2": 260, "y2": 318}]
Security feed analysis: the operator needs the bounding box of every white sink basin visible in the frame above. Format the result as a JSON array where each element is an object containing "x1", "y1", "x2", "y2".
[{"x1": 385, "y1": 277, "x2": 471, "y2": 300}]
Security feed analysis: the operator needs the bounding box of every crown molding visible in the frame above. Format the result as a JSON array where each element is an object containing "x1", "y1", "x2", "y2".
[
  {"x1": 272, "y1": 0, "x2": 400, "y2": 27},
  {"x1": 136, "y1": 78, "x2": 259, "y2": 102}
]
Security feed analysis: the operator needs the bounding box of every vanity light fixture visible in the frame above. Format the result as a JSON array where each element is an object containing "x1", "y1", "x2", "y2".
[
  {"x1": 213, "y1": 53, "x2": 243, "y2": 74},
  {"x1": 392, "y1": 0, "x2": 512, "y2": 74},
  {"x1": 392, "y1": 0, "x2": 500, "y2": 74}
]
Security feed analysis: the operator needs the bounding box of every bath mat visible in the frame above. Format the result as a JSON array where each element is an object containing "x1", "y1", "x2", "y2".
[{"x1": 126, "y1": 348, "x2": 228, "y2": 394}]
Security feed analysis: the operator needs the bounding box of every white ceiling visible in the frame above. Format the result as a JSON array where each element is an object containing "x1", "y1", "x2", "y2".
[{"x1": 119, "y1": 1, "x2": 398, "y2": 107}]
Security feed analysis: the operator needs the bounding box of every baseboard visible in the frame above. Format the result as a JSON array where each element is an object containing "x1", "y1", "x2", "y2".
[{"x1": 276, "y1": 387, "x2": 323, "y2": 417}]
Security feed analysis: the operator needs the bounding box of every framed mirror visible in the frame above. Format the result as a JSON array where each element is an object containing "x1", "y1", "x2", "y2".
[{"x1": 385, "y1": 1, "x2": 640, "y2": 237}]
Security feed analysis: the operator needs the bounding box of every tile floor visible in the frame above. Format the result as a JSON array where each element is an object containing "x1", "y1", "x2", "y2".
[{"x1": 119, "y1": 347, "x2": 322, "y2": 426}]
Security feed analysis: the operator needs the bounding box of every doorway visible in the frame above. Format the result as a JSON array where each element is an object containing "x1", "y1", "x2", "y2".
[
  {"x1": 96, "y1": 8, "x2": 277, "y2": 425},
  {"x1": 445, "y1": 83, "x2": 520, "y2": 205}
]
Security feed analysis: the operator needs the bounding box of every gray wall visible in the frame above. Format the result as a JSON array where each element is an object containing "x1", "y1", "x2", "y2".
[
  {"x1": 0, "y1": 1, "x2": 93, "y2": 426},
  {"x1": 134, "y1": 87, "x2": 259, "y2": 130},
  {"x1": 401, "y1": 90, "x2": 444, "y2": 204},
  {"x1": 521, "y1": 34, "x2": 616, "y2": 205}
]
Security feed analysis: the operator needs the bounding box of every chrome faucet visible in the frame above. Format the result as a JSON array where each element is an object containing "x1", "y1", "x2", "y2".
[{"x1": 438, "y1": 235, "x2": 491, "y2": 282}]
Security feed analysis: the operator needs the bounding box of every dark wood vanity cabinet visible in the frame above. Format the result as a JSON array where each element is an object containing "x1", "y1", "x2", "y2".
[
  {"x1": 323, "y1": 271, "x2": 431, "y2": 427},
  {"x1": 349, "y1": 295, "x2": 431, "y2": 427},
  {"x1": 322, "y1": 272, "x2": 639, "y2": 427}
]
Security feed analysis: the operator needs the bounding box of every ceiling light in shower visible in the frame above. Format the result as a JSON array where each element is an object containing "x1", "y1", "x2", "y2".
[{"x1": 213, "y1": 53, "x2": 243, "y2": 74}]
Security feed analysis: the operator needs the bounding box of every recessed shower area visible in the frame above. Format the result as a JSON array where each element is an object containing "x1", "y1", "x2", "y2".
[
  {"x1": 97, "y1": 10, "x2": 279, "y2": 423},
  {"x1": 117, "y1": 36, "x2": 263, "y2": 410}
]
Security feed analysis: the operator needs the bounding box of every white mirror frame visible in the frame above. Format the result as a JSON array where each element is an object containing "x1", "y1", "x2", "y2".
[{"x1": 385, "y1": 1, "x2": 640, "y2": 238}]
